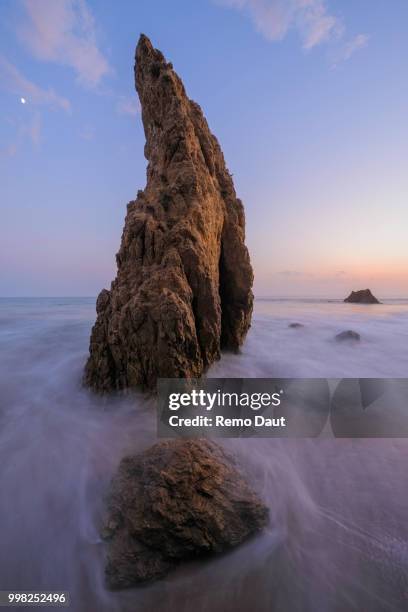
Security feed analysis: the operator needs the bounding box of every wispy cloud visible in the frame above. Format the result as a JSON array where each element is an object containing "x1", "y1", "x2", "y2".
[
  {"x1": 1, "y1": 113, "x2": 42, "y2": 158},
  {"x1": 116, "y1": 96, "x2": 140, "y2": 117},
  {"x1": 278, "y1": 270, "x2": 303, "y2": 277},
  {"x1": 277, "y1": 269, "x2": 314, "y2": 278},
  {"x1": 0, "y1": 142, "x2": 19, "y2": 158},
  {"x1": 217, "y1": 0, "x2": 368, "y2": 60},
  {"x1": 0, "y1": 55, "x2": 71, "y2": 111},
  {"x1": 27, "y1": 112, "x2": 41, "y2": 145},
  {"x1": 18, "y1": 0, "x2": 111, "y2": 87},
  {"x1": 79, "y1": 125, "x2": 94, "y2": 140},
  {"x1": 338, "y1": 33, "x2": 369, "y2": 62},
  {"x1": 217, "y1": 0, "x2": 342, "y2": 49}
]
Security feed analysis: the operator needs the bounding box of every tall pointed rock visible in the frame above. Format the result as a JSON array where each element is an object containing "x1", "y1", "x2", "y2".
[{"x1": 84, "y1": 35, "x2": 253, "y2": 391}]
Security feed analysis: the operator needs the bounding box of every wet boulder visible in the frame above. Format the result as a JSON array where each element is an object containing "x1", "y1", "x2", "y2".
[
  {"x1": 335, "y1": 330, "x2": 361, "y2": 342},
  {"x1": 102, "y1": 439, "x2": 269, "y2": 589}
]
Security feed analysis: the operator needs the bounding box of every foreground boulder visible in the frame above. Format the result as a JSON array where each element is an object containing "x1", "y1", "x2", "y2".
[
  {"x1": 84, "y1": 35, "x2": 253, "y2": 392},
  {"x1": 102, "y1": 439, "x2": 269, "y2": 588},
  {"x1": 344, "y1": 289, "x2": 380, "y2": 304}
]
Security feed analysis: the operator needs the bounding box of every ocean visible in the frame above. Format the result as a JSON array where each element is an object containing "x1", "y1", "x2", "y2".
[{"x1": 0, "y1": 297, "x2": 407, "y2": 611}]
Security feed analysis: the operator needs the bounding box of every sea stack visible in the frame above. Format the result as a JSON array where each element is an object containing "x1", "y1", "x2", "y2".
[
  {"x1": 344, "y1": 289, "x2": 380, "y2": 304},
  {"x1": 84, "y1": 34, "x2": 253, "y2": 392}
]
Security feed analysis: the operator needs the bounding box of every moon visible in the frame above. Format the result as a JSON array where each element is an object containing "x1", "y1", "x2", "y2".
[{"x1": 20, "y1": 97, "x2": 26, "y2": 104}]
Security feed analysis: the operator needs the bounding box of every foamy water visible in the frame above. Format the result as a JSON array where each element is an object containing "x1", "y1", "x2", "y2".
[
  {"x1": 0, "y1": 297, "x2": 407, "y2": 611},
  {"x1": 211, "y1": 298, "x2": 408, "y2": 378}
]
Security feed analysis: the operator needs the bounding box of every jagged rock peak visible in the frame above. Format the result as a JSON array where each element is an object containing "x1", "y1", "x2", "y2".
[{"x1": 84, "y1": 35, "x2": 253, "y2": 392}]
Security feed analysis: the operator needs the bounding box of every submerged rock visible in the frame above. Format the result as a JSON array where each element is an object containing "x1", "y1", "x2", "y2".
[
  {"x1": 84, "y1": 35, "x2": 253, "y2": 392},
  {"x1": 102, "y1": 439, "x2": 269, "y2": 589},
  {"x1": 335, "y1": 330, "x2": 361, "y2": 342},
  {"x1": 344, "y1": 289, "x2": 380, "y2": 304}
]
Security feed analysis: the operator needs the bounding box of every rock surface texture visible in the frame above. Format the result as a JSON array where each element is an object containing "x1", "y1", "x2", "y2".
[
  {"x1": 102, "y1": 439, "x2": 269, "y2": 588},
  {"x1": 84, "y1": 34, "x2": 253, "y2": 392},
  {"x1": 344, "y1": 289, "x2": 380, "y2": 304}
]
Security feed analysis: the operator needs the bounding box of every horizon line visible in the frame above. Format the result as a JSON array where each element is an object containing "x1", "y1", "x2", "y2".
[{"x1": 1, "y1": 295, "x2": 408, "y2": 300}]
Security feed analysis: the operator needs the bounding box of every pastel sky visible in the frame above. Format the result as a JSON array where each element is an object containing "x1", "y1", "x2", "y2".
[{"x1": 1, "y1": 0, "x2": 407, "y2": 297}]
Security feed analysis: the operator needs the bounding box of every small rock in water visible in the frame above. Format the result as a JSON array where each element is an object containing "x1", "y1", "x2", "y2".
[
  {"x1": 344, "y1": 289, "x2": 380, "y2": 304},
  {"x1": 102, "y1": 439, "x2": 269, "y2": 589},
  {"x1": 335, "y1": 330, "x2": 361, "y2": 342},
  {"x1": 288, "y1": 323, "x2": 304, "y2": 328}
]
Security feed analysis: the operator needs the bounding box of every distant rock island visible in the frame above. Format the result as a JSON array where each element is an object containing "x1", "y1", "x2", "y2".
[
  {"x1": 344, "y1": 289, "x2": 381, "y2": 304},
  {"x1": 84, "y1": 34, "x2": 253, "y2": 392}
]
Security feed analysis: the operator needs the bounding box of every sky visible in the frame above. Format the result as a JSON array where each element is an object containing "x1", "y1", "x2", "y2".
[{"x1": 1, "y1": 0, "x2": 407, "y2": 298}]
